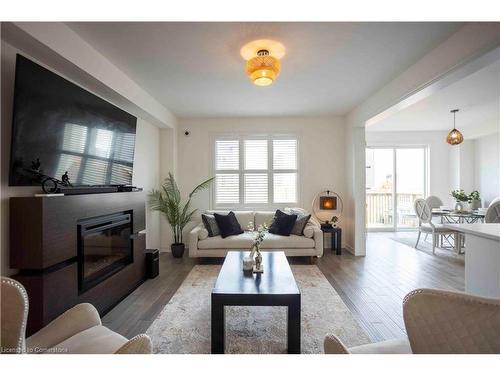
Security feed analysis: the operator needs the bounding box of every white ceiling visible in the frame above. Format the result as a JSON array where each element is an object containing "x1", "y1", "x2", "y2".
[
  {"x1": 368, "y1": 60, "x2": 500, "y2": 138},
  {"x1": 67, "y1": 22, "x2": 462, "y2": 118}
]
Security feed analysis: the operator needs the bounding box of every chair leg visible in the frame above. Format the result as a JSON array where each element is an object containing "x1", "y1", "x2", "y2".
[
  {"x1": 454, "y1": 232, "x2": 461, "y2": 254},
  {"x1": 415, "y1": 231, "x2": 421, "y2": 248},
  {"x1": 432, "y1": 234, "x2": 436, "y2": 254},
  {"x1": 424, "y1": 233, "x2": 428, "y2": 242}
]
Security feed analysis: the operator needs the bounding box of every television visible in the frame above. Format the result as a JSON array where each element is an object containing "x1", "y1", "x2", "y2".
[{"x1": 9, "y1": 54, "x2": 137, "y2": 187}]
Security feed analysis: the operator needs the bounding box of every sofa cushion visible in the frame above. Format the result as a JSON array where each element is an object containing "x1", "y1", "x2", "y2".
[
  {"x1": 206, "y1": 210, "x2": 254, "y2": 230},
  {"x1": 198, "y1": 232, "x2": 254, "y2": 249},
  {"x1": 202, "y1": 214, "x2": 220, "y2": 237},
  {"x1": 50, "y1": 325, "x2": 128, "y2": 354},
  {"x1": 214, "y1": 212, "x2": 244, "y2": 238},
  {"x1": 349, "y1": 338, "x2": 412, "y2": 354},
  {"x1": 197, "y1": 232, "x2": 315, "y2": 250},
  {"x1": 261, "y1": 233, "x2": 315, "y2": 249},
  {"x1": 254, "y1": 211, "x2": 275, "y2": 228},
  {"x1": 269, "y1": 210, "x2": 297, "y2": 236}
]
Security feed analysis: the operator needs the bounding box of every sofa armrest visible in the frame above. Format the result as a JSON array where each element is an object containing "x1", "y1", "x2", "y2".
[
  {"x1": 189, "y1": 223, "x2": 204, "y2": 256},
  {"x1": 313, "y1": 227, "x2": 324, "y2": 257},
  {"x1": 324, "y1": 334, "x2": 350, "y2": 354},
  {"x1": 115, "y1": 334, "x2": 153, "y2": 354},
  {"x1": 26, "y1": 303, "x2": 101, "y2": 352}
]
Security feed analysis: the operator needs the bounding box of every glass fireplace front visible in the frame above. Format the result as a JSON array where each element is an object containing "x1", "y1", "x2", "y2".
[{"x1": 77, "y1": 212, "x2": 133, "y2": 293}]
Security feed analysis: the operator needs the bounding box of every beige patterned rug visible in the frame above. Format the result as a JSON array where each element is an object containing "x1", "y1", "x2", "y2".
[{"x1": 146, "y1": 265, "x2": 370, "y2": 354}]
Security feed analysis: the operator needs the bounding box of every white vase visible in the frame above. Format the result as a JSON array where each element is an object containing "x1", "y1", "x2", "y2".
[{"x1": 455, "y1": 201, "x2": 470, "y2": 212}]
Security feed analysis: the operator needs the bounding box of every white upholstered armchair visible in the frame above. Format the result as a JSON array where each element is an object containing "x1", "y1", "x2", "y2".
[
  {"x1": 1, "y1": 277, "x2": 152, "y2": 354},
  {"x1": 325, "y1": 288, "x2": 500, "y2": 354}
]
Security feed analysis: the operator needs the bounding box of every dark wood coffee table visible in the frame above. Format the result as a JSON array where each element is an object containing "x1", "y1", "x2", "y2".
[{"x1": 211, "y1": 251, "x2": 301, "y2": 354}]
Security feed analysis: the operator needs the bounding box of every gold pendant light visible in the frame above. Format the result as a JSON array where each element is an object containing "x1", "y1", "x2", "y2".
[
  {"x1": 240, "y1": 39, "x2": 285, "y2": 87},
  {"x1": 446, "y1": 109, "x2": 464, "y2": 145}
]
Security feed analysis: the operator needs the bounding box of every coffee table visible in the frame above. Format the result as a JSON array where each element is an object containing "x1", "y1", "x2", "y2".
[{"x1": 211, "y1": 251, "x2": 301, "y2": 354}]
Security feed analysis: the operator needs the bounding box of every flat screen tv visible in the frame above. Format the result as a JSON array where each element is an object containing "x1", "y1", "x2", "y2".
[{"x1": 9, "y1": 54, "x2": 137, "y2": 187}]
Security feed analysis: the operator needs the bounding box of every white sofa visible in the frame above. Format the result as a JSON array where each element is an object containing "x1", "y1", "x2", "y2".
[{"x1": 189, "y1": 210, "x2": 323, "y2": 258}]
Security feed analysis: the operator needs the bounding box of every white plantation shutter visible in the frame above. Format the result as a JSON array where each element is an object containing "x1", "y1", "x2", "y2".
[
  {"x1": 214, "y1": 136, "x2": 298, "y2": 207},
  {"x1": 273, "y1": 139, "x2": 297, "y2": 169},
  {"x1": 215, "y1": 140, "x2": 239, "y2": 170},
  {"x1": 244, "y1": 140, "x2": 267, "y2": 170},
  {"x1": 274, "y1": 173, "x2": 297, "y2": 203},
  {"x1": 244, "y1": 174, "x2": 268, "y2": 203},
  {"x1": 215, "y1": 174, "x2": 239, "y2": 204}
]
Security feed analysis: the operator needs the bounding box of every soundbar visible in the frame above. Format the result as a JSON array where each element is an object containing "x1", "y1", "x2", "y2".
[{"x1": 59, "y1": 186, "x2": 119, "y2": 195}]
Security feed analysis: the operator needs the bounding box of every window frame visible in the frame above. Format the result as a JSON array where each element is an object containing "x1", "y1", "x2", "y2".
[{"x1": 211, "y1": 133, "x2": 300, "y2": 210}]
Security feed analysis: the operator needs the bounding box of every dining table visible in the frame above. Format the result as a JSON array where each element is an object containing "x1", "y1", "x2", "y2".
[
  {"x1": 431, "y1": 209, "x2": 486, "y2": 224},
  {"x1": 431, "y1": 209, "x2": 486, "y2": 251}
]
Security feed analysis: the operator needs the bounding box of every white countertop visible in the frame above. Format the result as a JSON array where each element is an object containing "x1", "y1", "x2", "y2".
[{"x1": 443, "y1": 223, "x2": 500, "y2": 241}]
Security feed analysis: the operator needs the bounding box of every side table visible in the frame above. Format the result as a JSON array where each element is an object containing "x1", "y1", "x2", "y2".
[{"x1": 321, "y1": 225, "x2": 342, "y2": 255}]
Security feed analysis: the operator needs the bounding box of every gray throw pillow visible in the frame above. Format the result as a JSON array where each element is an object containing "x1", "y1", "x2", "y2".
[
  {"x1": 289, "y1": 210, "x2": 311, "y2": 236},
  {"x1": 202, "y1": 214, "x2": 220, "y2": 237}
]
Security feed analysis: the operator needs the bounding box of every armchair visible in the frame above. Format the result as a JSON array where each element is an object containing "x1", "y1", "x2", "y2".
[
  {"x1": 1, "y1": 277, "x2": 152, "y2": 354},
  {"x1": 324, "y1": 288, "x2": 500, "y2": 354}
]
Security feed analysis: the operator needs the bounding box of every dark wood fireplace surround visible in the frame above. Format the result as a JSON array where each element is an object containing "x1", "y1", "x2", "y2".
[{"x1": 10, "y1": 192, "x2": 147, "y2": 336}]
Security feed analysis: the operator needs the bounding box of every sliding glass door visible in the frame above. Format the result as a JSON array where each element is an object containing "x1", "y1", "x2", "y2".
[{"x1": 366, "y1": 147, "x2": 427, "y2": 231}]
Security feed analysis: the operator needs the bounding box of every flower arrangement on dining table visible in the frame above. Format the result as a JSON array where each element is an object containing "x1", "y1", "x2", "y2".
[{"x1": 450, "y1": 189, "x2": 482, "y2": 212}]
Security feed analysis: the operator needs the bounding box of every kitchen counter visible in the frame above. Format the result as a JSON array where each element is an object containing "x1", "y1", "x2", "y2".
[
  {"x1": 443, "y1": 223, "x2": 500, "y2": 241},
  {"x1": 445, "y1": 223, "x2": 500, "y2": 298}
]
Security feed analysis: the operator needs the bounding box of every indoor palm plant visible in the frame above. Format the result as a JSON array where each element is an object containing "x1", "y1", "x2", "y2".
[{"x1": 149, "y1": 172, "x2": 214, "y2": 258}]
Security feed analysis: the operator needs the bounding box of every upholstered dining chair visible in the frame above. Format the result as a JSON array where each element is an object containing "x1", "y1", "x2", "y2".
[
  {"x1": 324, "y1": 288, "x2": 500, "y2": 354},
  {"x1": 1, "y1": 277, "x2": 152, "y2": 354},
  {"x1": 485, "y1": 197, "x2": 500, "y2": 223},
  {"x1": 414, "y1": 198, "x2": 461, "y2": 254}
]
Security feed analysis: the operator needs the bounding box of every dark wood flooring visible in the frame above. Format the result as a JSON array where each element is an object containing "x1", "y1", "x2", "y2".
[{"x1": 102, "y1": 232, "x2": 465, "y2": 343}]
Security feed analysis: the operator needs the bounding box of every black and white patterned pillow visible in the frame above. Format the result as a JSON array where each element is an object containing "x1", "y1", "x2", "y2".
[{"x1": 202, "y1": 214, "x2": 220, "y2": 237}]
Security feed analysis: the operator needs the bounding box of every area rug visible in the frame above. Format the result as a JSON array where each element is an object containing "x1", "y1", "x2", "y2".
[
  {"x1": 390, "y1": 236, "x2": 465, "y2": 265},
  {"x1": 146, "y1": 265, "x2": 371, "y2": 354}
]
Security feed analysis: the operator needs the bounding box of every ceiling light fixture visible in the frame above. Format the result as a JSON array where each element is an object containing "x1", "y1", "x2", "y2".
[
  {"x1": 240, "y1": 39, "x2": 285, "y2": 87},
  {"x1": 446, "y1": 109, "x2": 464, "y2": 145}
]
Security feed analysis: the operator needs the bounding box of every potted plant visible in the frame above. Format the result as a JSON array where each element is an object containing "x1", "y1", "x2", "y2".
[
  {"x1": 469, "y1": 190, "x2": 481, "y2": 210},
  {"x1": 450, "y1": 189, "x2": 470, "y2": 212},
  {"x1": 149, "y1": 172, "x2": 214, "y2": 258}
]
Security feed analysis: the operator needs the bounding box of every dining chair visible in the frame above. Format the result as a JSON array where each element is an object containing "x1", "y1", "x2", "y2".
[
  {"x1": 425, "y1": 195, "x2": 443, "y2": 209},
  {"x1": 424, "y1": 196, "x2": 443, "y2": 241},
  {"x1": 414, "y1": 198, "x2": 461, "y2": 254},
  {"x1": 485, "y1": 198, "x2": 500, "y2": 223}
]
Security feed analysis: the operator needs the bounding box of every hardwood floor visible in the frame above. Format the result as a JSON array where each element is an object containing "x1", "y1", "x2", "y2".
[{"x1": 102, "y1": 232, "x2": 464, "y2": 343}]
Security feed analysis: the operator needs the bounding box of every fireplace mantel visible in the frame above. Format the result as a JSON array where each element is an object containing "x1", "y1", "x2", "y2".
[{"x1": 10, "y1": 191, "x2": 147, "y2": 335}]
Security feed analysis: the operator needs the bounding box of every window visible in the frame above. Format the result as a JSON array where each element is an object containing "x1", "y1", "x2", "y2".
[{"x1": 214, "y1": 136, "x2": 298, "y2": 208}]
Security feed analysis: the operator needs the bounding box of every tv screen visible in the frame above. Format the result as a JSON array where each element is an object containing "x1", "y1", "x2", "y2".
[{"x1": 9, "y1": 55, "x2": 137, "y2": 187}]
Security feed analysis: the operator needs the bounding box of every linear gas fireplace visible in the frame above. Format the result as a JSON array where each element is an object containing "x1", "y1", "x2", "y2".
[{"x1": 77, "y1": 212, "x2": 133, "y2": 293}]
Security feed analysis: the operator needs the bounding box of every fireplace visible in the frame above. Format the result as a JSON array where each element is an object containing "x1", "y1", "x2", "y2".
[{"x1": 77, "y1": 212, "x2": 133, "y2": 293}]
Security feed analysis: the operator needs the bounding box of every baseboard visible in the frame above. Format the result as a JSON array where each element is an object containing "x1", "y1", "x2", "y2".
[{"x1": 344, "y1": 244, "x2": 355, "y2": 255}]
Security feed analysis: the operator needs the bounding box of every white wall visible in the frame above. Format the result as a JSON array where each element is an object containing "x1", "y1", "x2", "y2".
[
  {"x1": 366, "y1": 130, "x2": 454, "y2": 205},
  {"x1": 1, "y1": 39, "x2": 162, "y2": 276},
  {"x1": 158, "y1": 127, "x2": 178, "y2": 251},
  {"x1": 474, "y1": 133, "x2": 500, "y2": 206},
  {"x1": 175, "y1": 116, "x2": 347, "y2": 247}
]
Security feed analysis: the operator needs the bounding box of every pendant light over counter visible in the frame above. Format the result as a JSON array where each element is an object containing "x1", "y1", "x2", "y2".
[{"x1": 446, "y1": 109, "x2": 464, "y2": 146}]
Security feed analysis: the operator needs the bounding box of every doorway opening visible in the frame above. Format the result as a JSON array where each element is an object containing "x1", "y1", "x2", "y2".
[{"x1": 365, "y1": 147, "x2": 428, "y2": 231}]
